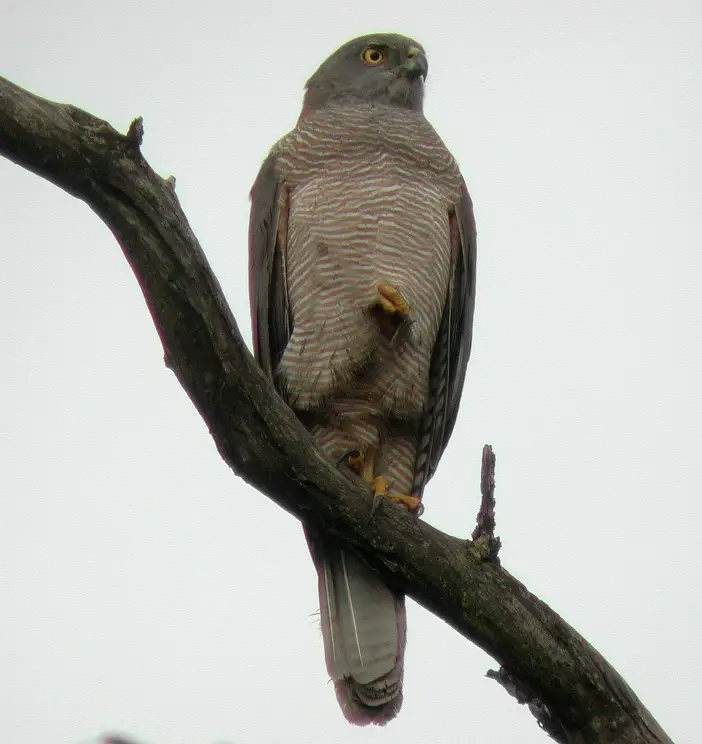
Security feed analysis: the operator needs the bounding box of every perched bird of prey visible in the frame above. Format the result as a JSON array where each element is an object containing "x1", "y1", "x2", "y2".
[{"x1": 249, "y1": 33, "x2": 476, "y2": 725}]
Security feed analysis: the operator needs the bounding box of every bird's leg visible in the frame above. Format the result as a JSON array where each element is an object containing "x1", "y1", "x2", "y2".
[
  {"x1": 375, "y1": 283, "x2": 410, "y2": 317},
  {"x1": 362, "y1": 448, "x2": 376, "y2": 481},
  {"x1": 342, "y1": 446, "x2": 422, "y2": 514},
  {"x1": 373, "y1": 433, "x2": 424, "y2": 514}
]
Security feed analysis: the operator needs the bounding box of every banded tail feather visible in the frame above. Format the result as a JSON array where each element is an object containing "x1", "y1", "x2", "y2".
[{"x1": 312, "y1": 538, "x2": 406, "y2": 725}]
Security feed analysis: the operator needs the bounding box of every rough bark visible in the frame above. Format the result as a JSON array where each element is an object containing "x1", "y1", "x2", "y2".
[{"x1": 0, "y1": 76, "x2": 675, "y2": 744}]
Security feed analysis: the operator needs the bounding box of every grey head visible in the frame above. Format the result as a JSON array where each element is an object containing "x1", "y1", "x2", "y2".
[{"x1": 302, "y1": 33, "x2": 428, "y2": 115}]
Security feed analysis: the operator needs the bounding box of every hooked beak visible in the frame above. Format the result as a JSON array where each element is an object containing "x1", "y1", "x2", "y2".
[{"x1": 403, "y1": 47, "x2": 428, "y2": 80}]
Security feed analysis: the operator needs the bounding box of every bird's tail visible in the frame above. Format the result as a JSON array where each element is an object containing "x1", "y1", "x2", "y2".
[{"x1": 310, "y1": 538, "x2": 406, "y2": 725}]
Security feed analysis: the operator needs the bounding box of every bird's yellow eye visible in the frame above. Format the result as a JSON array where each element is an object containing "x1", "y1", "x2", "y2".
[{"x1": 361, "y1": 47, "x2": 385, "y2": 65}]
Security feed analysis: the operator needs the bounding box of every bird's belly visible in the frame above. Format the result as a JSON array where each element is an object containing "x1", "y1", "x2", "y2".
[
  {"x1": 287, "y1": 173, "x2": 452, "y2": 333},
  {"x1": 279, "y1": 171, "x2": 453, "y2": 413}
]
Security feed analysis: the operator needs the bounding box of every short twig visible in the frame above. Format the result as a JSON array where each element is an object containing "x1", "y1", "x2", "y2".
[
  {"x1": 472, "y1": 444, "x2": 501, "y2": 559},
  {"x1": 125, "y1": 116, "x2": 144, "y2": 148}
]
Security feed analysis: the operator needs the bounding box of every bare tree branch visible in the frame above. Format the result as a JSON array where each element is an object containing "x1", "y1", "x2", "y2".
[{"x1": 0, "y1": 76, "x2": 675, "y2": 744}]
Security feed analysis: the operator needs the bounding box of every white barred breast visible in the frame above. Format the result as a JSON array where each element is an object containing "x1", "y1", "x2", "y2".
[{"x1": 275, "y1": 104, "x2": 462, "y2": 416}]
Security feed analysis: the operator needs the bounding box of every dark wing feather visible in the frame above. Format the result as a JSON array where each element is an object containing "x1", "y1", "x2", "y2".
[
  {"x1": 248, "y1": 151, "x2": 291, "y2": 386},
  {"x1": 412, "y1": 179, "x2": 477, "y2": 495}
]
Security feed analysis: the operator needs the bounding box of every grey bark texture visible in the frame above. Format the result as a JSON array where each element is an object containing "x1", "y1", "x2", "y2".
[{"x1": 0, "y1": 76, "x2": 675, "y2": 744}]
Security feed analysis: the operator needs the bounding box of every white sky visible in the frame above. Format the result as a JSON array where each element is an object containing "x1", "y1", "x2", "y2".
[{"x1": 2, "y1": 2, "x2": 700, "y2": 743}]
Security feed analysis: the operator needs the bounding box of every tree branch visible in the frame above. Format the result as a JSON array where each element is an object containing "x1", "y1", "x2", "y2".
[{"x1": 0, "y1": 76, "x2": 674, "y2": 744}]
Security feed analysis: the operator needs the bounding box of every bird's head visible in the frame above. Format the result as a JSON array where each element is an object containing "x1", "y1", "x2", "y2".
[{"x1": 302, "y1": 33, "x2": 428, "y2": 115}]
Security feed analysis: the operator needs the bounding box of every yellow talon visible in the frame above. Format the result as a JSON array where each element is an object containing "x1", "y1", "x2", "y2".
[
  {"x1": 371, "y1": 475, "x2": 422, "y2": 513},
  {"x1": 390, "y1": 492, "x2": 422, "y2": 512},
  {"x1": 376, "y1": 283, "x2": 409, "y2": 317}
]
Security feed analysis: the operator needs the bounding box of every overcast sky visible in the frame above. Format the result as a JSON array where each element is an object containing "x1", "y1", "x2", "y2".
[{"x1": 2, "y1": 2, "x2": 700, "y2": 743}]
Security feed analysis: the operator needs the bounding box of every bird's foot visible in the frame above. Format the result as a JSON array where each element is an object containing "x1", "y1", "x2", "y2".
[
  {"x1": 371, "y1": 475, "x2": 423, "y2": 515},
  {"x1": 346, "y1": 450, "x2": 364, "y2": 476},
  {"x1": 375, "y1": 283, "x2": 409, "y2": 318},
  {"x1": 339, "y1": 449, "x2": 373, "y2": 479}
]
